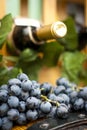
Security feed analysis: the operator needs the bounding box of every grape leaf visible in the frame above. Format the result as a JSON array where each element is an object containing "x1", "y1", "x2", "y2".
[
  {"x1": 16, "y1": 57, "x2": 42, "y2": 81},
  {"x1": 38, "y1": 41, "x2": 64, "y2": 67},
  {"x1": 60, "y1": 51, "x2": 87, "y2": 84},
  {"x1": 14, "y1": 48, "x2": 42, "y2": 80},
  {"x1": 19, "y1": 48, "x2": 38, "y2": 62},
  {"x1": 0, "y1": 14, "x2": 13, "y2": 48},
  {"x1": 0, "y1": 67, "x2": 20, "y2": 85}
]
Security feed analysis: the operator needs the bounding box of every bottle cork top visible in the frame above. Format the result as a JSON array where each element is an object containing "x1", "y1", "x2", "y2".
[{"x1": 51, "y1": 21, "x2": 67, "y2": 38}]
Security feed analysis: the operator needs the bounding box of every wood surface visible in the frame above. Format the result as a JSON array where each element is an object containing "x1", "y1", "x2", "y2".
[
  {"x1": 0, "y1": 0, "x2": 6, "y2": 18},
  {"x1": 42, "y1": 0, "x2": 58, "y2": 24},
  {"x1": 20, "y1": 0, "x2": 28, "y2": 17}
]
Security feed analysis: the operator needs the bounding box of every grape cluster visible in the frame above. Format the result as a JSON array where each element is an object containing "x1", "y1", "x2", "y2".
[{"x1": 0, "y1": 73, "x2": 87, "y2": 130}]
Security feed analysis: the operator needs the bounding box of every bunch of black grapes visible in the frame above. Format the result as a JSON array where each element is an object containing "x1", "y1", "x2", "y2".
[{"x1": 0, "y1": 73, "x2": 87, "y2": 130}]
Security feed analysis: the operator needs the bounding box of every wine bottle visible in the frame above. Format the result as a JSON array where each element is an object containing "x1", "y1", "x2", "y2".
[{"x1": 8, "y1": 18, "x2": 67, "y2": 53}]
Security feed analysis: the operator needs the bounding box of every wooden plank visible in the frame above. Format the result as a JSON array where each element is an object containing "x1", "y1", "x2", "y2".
[
  {"x1": 57, "y1": 0, "x2": 84, "y2": 21},
  {"x1": 20, "y1": 0, "x2": 28, "y2": 17},
  {"x1": 43, "y1": 0, "x2": 58, "y2": 24},
  {"x1": 63, "y1": 0, "x2": 84, "y2": 5},
  {"x1": 84, "y1": 0, "x2": 87, "y2": 26},
  {"x1": 0, "y1": 0, "x2": 6, "y2": 18},
  {"x1": 57, "y1": 0, "x2": 67, "y2": 21}
]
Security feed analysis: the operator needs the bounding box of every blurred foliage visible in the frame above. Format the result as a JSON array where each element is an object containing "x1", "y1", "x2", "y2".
[
  {"x1": 0, "y1": 14, "x2": 87, "y2": 86},
  {"x1": 58, "y1": 17, "x2": 78, "y2": 51},
  {"x1": 59, "y1": 51, "x2": 87, "y2": 85},
  {"x1": 0, "y1": 14, "x2": 13, "y2": 48}
]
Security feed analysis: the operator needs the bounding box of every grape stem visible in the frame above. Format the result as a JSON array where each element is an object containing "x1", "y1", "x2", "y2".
[{"x1": 41, "y1": 95, "x2": 60, "y2": 107}]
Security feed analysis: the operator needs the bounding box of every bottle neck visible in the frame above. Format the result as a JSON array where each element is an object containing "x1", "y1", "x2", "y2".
[{"x1": 7, "y1": 18, "x2": 67, "y2": 53}]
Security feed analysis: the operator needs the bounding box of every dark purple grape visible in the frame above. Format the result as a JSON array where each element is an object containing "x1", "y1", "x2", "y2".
[
  {"x1": 16, "y1": 113, "x2": 27, "y2": 125},
  {"x1": 26, "y1": 109, "x2": 38, "y2": 121},
  {"x1": 40, "y1": 101, "x2": 52, "y2": 114},
  {"x1": 56, "y1": 104, "x2": 69, "y2": 119},
  {"x1": 17, "y1": 73, "x2": 29, "y2": 81},
  {"x1": 73, "y1": 98, "x2": 84, "y2": 110},
  {"x1": 78, "y1": 87, "x2": 87, "y2": 100},
  {"x1": 40, "y1": 82, "x2": 52, "y2": 95},
  {"x1": 1, "y1": 117, "x2": 13, "y2": 130},
  {"x1": 21, "y1": 79, "x2": 32, "y2": 92},
  {"x1": 7, "y1": 109, "x2": 19, "y2": 121},
  {"x1": 54, "y1": 85, "x2": 65, "y2": 95},
  {"x1": 8, "y1": 96, "x2": 19, "y2": 108},
  {"x1": 0, "y1": 103, "x2": 9, "y2": 117},
  {"x1": 26, "y1": 97, "x2": 41, "y2": 109}
]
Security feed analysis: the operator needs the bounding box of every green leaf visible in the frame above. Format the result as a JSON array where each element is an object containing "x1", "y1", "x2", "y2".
[
  {"x1": 39, "y1": 41, "x2": 64, "y2": 67},
  {"x1": 58, "y1": 17, "x2": 78, "y2": 51},
  {"x1": 0, "y1": 37, "x2": 7, "y2": 44},
  {"x1": 15, "y1": 48, "x2": 42, "y2": 80},
  {"x1": 16, "y1": 57, "x2": 42, "y2": 81},
  {"x1": 0, "y1": 67, "x2": 20, "y2": 85},
  {"x1": 19, "y1": 48, "x2": 38, "y2": 62},
  {"x1": 60, "y1": 51, "x2": 87, "y2": 84},
  {"x1": 0, "y1": 14, "x2": 13, "y2": 48}
]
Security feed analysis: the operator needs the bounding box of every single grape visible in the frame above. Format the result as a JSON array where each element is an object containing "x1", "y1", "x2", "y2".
[
  {"x1": 17, "y1": 73, "x2": 29, "y2": 81},
  {"x1": 19, "y1": 90, "x2": 29, "y2": 101},
  {"x1": 0, "y1": 84, "x2": 8, "y2": 91},
  {"x1": 26, "y1": 97, "x2": 40, "y2": 109},
  {"x1": 0, "y1": 103, "x2": 9, "y2": 117},
  {"x1": 7, "y1": 109, "x2": 19, "y2": 121},
  {"x1": 69, "y1": 91, "x2": 78, "y2": 104},
  {"x1": 40, "y1": 101, "x2": 52, "y2": 114},
  {"x1": 53, "y1": 85, "x2": 65, "y2": 95},
  {"x1": 10, "y1": 84, "x2": 21, "y2": 96},
  {"x1": 1, "y1": 117, "x2": 13, "y2": 130},
  {"x1": 18, "y1": 101, "x2": 26, "y2": 112},
  {"x1": 73, "y1": 98, "x2": 84, "y2": 110},
  {"x1": 78, "y1": 87, "x2": 87, "y2": 100},
  {"x1": 0, "y1": 89, "x2": 8, "y2": 102},
  {"x1": 56, "y1": 77, "x2": 70, "y2": 88},
  {"x1": 26, "y1": 109, "x2": 38, "y2": 121},
  {"x1": 56, "y1": 104, "x2": 69, "y2": 119},
  {"x1": 30, "y1": 88, "x2": 41, "y2": 98},
  {"x1": 58, "y1": 93, "x2": 70, "y2": 105},
  {"x1": 40, "y1": 82, "x2": 52, "y2": 95},
  {"x1": 21, "y1": 79, "x2": 32, "y2": 92},
  {"x1": 16, "y1": 113, "x2": 27, "y2": 125},
  {"x1": 8, "y1": 96, "x2": 19, "y2": 108}
]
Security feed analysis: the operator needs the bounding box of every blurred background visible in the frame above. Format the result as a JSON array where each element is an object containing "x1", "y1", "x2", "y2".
[{"x1": 0, "y1": 0, "x2": 86, "y2": 25}]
